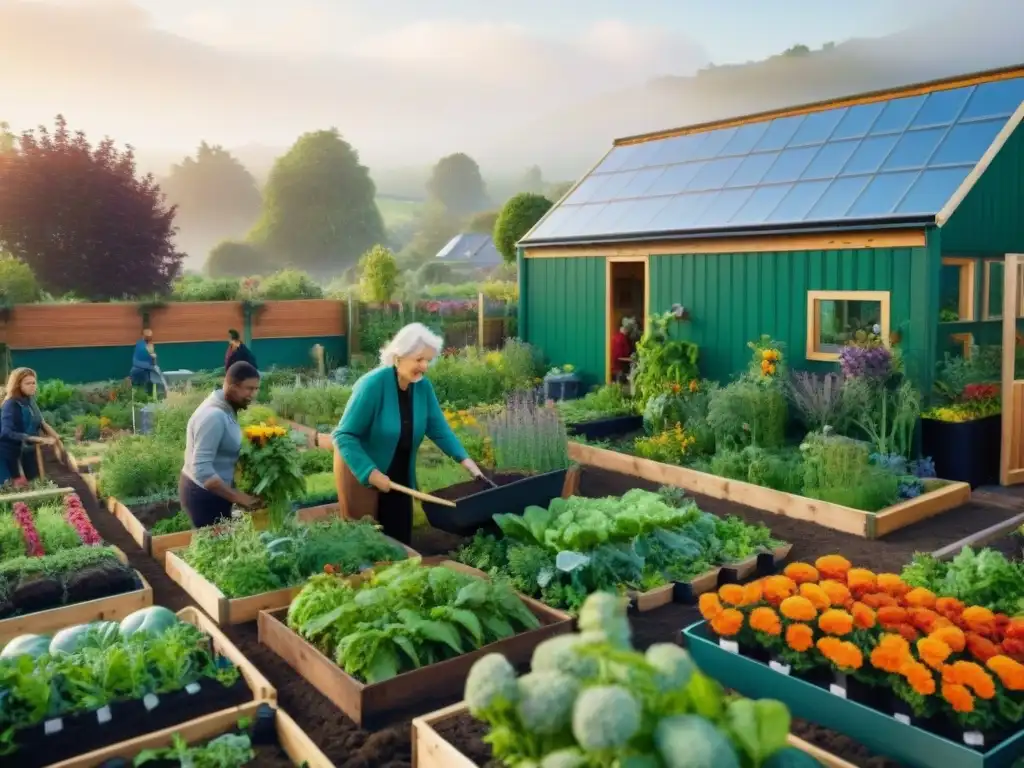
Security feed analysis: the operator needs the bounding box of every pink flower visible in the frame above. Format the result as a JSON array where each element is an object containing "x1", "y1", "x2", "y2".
[
  {"x1": 63, "y1": 494, "x2": 101, "y2": 545},
  {"x1": 13, "y1": 502, "x2": 44, "y2": 556}
]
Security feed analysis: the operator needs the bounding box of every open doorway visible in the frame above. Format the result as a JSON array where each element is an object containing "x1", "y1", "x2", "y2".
[{"x1": 606, "y1": 256, "x2": 649, "y2": 383}]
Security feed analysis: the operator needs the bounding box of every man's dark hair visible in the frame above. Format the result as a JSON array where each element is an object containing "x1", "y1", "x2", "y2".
[
  {"x1": 226, "y1": 361, "x2": 259, "y2": 384},
  {"x1": 228, "y1": 328, "x2": 241, "y2": 341}
]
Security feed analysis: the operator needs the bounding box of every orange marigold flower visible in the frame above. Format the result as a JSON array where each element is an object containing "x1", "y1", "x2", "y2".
[
  {"x1": 871, "y1": 635, "x2": 912, "y2": 673},
  {"x1": 750, "y1": 606, "x2": 782, "y2": 636},
  {"x1": 876, "y1": 573, "x2": 909, "y2": 597},
  {"x1": 819, "y1": 579, "x2": 852, "y2": 607},
  {"x1": 899, "y1": 660, "x2": 936, "y2": 696},
  {"x1": 784, "y1": 562, "x2": 820, "y2": 584},
  {"x1": 1005, "y1": 618, "x2": 1024, "y2": 640},
  {"x1": 935, "y1": 597, "x2": 965, "y2": 617},
  {"x1": 966, "y1": 632, "x2": 1001, "y2": 663},
  {"x1": 799, "y1": 583, "x2": 831, "y2": 611},
  {"x1": 786, "y1": 623, "x2": 814, "y2": 652},
  {"x1": 877, "y1": 605, "x2": 909, "y2": 627},
  {"x1": 962, "y1": 606, "x2": 996, "y2": 636},
  {"x1": 698, "y1": 593, "x2": 723, "y2": 621},
  {"x1": 718, "y1": 583, "x2": 747, "y2": 606},
  {"x1": 762, "y1": 575, "x2": 798, "y2": 605},
  {"x1": 948, "y1": 661, "x2": 996, "y2": 699},
  {"x1": 917, "y1": 637, "x2": 952, "y2": 669},
  {"x1": 941, "y1": 682, "x2": 975, "y2": 713},
  {"x1": 896, "y1": 624, "x2": 920, "y2": 642},
  {"x1": 742, "y1": 581, "x2": 764, "y2": 605},
  {"x1": 861, "y1": 592, "x2": 897, "y2": 609},
  {"x1": 814, "y1": 554, "x2": 851, "y2": 581},
  {"x1": 819, "y1": 609, "x2": 855, "y2": 636},
  {"x1": 904, "y1": 587, "x2": 937, "y2": 609},
  {"x1": 711, "y1": 608, "x2": 744, "y2": 637},
  {"x1": 846, "y1": 568, "x2": 877, "y2": 594},
  {"x1": 1000, "y1": 637, "x2": 1024, "y2": 658},
  {"x1": 851, "y1": 602, "x2": 876, "y2": 629},
  {"x1": 780, "y1": 595, "x2": 817, "y2": 622},
  {"x1": 909, "y1": 607, "x2": 942, "y2": 634},
  {"x1": 817, "y1": 637, "x2": 863, "y2": 671},
  {"x1": 930, "y1": 625, "x2": 966, "y2": 653},
  {"x1": 986, "y1": 655, "x2": 1024, "y2": 691}
]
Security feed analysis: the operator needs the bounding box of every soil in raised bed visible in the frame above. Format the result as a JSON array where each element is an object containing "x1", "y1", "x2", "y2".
[
  {"x1": 129, "y1": 498, "x2": 183, "y2": 530},
  {"x1": 49, "y1": 453, "x2": 1009, "y2": 768},
  {"x1": 2, "y1": 561, "x2": 140, "y2": 616},
  {"x1": 128, "y1": 731, "x2": 297, "y2": 768},
  {"x1": 429, "y1": 473, "x2": 528, "y2": 502}
]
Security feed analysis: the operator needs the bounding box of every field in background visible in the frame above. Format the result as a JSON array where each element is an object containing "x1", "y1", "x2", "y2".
[{"x1": 376, "y1": 196, "x2": 424, "y2": 228}]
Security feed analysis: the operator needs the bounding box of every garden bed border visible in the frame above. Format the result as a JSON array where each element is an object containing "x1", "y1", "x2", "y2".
[
  {"x1": 569, "y1": 442, "x2": 971, "y2": 539},
  {"x1": 51, "y1": 702, "x2": 330, "y2": 768},
  {"x1": 410, "y1": 701, "x2": 858, "y2": 768},
  {"x1": 257, "y1": 559, "x2": 574, "y2": 727},
  {"x1": 0, "y1": 569, "x2": 154, "y2": 646},
  {"x1": 164, "y1": 536, "x2": 419, "y2": 626}
]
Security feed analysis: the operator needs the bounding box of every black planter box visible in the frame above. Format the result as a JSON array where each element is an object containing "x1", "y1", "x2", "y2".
[
  {"x1": 921, "y1": 414, "x2": 1000, "y2": 488},
  {"x1": 423, "y1": 469, "x2": 568, "y2": 535},
  {"x1": 568, "y1": 414, "x2": 643, "y2": 440},
  {"x1": 12, "y1": 676, "x2": 251, "y2": 767}
]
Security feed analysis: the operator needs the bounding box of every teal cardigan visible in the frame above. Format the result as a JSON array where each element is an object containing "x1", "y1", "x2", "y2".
[{"x1": 332, "y1": 366, "x2": 469, "y2": 489}]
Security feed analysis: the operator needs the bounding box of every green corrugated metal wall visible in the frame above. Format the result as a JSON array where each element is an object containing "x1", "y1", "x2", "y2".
[
  {"x1": 650, "y1": 244, "x2": 938, "y2": 387},
  {"x1": 942, "y1": 123, "x2": 1024, "y2": 254},
  {"x1": 522, "y1": 257, "x2": 605, "y2": 384}
]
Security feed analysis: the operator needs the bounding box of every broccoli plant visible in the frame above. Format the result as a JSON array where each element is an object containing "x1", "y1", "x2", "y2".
[{"x1": 464, "y1": 592, "x2": 819, "y2": 768}]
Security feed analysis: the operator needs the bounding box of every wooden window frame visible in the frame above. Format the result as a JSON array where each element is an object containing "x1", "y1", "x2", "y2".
[
  {"x1": 982, "y1": 258, "x2": 1024, "y2": 320},
  {"x1": 806, "y1": 290, "x2": 891, "y2": 362},
  {"x1": 950, "y1": 332, "x2": 974, "y2": 359},
  {"x1": 940, "y1": 257, "x2": 976, "y2": 322}
]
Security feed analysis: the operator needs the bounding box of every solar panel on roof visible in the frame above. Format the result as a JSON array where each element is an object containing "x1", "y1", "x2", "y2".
[{"x1": 525, "y1": 75, "x2": 1024, "y2": 243}]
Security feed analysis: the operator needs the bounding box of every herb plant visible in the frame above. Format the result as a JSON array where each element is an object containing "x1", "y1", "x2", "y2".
[{"x1": 486, "y1": 394, "x2": 569, "y2": 475}]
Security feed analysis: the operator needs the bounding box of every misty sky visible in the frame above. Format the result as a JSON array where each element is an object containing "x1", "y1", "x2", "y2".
[{"x1": 0, "y1": 0, "x2": 1014, "y2": 175}]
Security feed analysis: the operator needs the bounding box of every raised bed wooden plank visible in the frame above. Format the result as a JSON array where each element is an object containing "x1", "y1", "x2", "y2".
[
  {"x1": 569, "y1": 442, "x2": 971, "y2": 539},
  {"x1": 0, "y1": 486, "x2": 76, "y2": 505},
  {"x1": 179, "y1": 606, "x2": 275, "y2": 702},
  {"x1": 258, "y1": 560, "x2": 573, "y2": 727},
  {"x1": 0, "y1": 572, "x2": 153, "y2": 645},
  {"x1": 411, "y1": 702, "x2": 859, "y2": 768},
  {"x1": 165, "y1": 537, "x2": 419, "y2": 626},
  {"x1": 930, "y1": 510, "x2": 1024, "y2": 561}
]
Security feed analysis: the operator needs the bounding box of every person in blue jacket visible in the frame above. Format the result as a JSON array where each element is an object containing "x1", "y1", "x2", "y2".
[
  {"x1": 130, "y1": 328, "x2": 157, "y2": 386},
  {"x1": 0, "y1": 368, "x2": 62, "y2": 485},
  {"x1": 332, "y1": 323, "x2": 484, "y2": 544}
]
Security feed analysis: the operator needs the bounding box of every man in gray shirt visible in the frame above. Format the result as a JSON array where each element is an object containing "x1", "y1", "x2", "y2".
[{"x1": 179, "y1": 361, "x2": 262, "y2": 528}]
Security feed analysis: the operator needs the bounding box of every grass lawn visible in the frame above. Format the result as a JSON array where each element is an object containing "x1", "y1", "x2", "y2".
[{"x1": 376, "y1": 196, "x2": 424, "y2": 229}]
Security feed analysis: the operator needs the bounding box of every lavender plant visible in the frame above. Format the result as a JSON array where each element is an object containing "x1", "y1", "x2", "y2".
[
  {"x1": 486, "y1": 394, "x2": 569, "y2": 475},
  {"x1": 838, "y1": 344, "x2": 892, "y2": 380},
  {"x1": 783, "y1": 370, "x2": 853, "y2": 432}
]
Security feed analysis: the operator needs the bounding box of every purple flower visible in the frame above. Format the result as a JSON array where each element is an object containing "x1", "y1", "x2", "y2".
[{"x1": 838, "y1": 344, "x2": 891, "y2": 380}]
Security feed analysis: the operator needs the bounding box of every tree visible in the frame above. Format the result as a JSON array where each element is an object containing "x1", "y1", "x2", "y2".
[
  {"x1": 0, "y1": 254, "x2": 39, "y2": 304},
  {"x1": 493, "y1": 193, "x2": 553, "y2": 263},
  {"x1": 467, "y1": 209, "x2": 500, "y2": 234},
  {"x1": 249, "y1": 128, "x2": 384, "y2": 277},
  {"x1": 358, "y1": 244, "x2": 400, "y2": 303},
  {"x1": 259, "y1": 269, "x2": 323, "y2": 300},
  {"x1": 161, "y1": 142, "x2": 262, "y2": 264},
  {"x1": 397, "y1": 202, "x2": 462, "y2": 269},
  {"x1": 518, "y1": 165, "x2": 544, "y2": 194},
  {"x1": 416, "y1": 261, "x2": 455, "y2": 285},
  {"x1": 546, "y1": 181, "x2": 574, "y2": 201},
  {"x1": 426, "y1": 153, "x2": 489, "y2": 216},
  {"x1": 205, "y1": 240, "x2": 273, "y2": 277},
  {"x1": 0, "y1": 123, "x2": 13, "y2": 154},
  {"x1": 0, "y1": 115, "x2": 182, "y2": 299}
]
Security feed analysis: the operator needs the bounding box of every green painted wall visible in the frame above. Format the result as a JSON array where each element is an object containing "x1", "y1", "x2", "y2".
[
  {"x1": 942, "y1": 123, "x2": 1024, "y2": 255},
  {"x1": 650, "y1": 244, "x2": 938, "y2": 388},
  {"x1": 522, "y1": 257, "x2": 605, "y2": 384},
  {"x1": 11, "y1": 335, "x2": 348, "y2": 384}
]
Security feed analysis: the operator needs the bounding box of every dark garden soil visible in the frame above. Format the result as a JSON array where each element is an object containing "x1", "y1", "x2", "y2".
[
  {"x1": 128, "y1": 498, "x2": 182, "y2": 530},
  {"x1": 47, "y1": 454, "x2": 1018, "y2": 768},
  {"x1": 429, "y1": 473, "x2": 527, "y2": 502}
]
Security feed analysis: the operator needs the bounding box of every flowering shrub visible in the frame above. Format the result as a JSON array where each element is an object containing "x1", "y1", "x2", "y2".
[
  {"x1": 12, "y1": 502, "x2": 44, "y2": 556},
  {"x1": 747, "y1": 335, "x2": 785, "y2": 380},
  {"x1": 699, "y1": 553, "x2": 1024, "y2": 731},
  {"x1": 838, "y1": 343, "x2": 892, "y2": 379},
  {"x1": 63, "y1": 494, "x2": 101, "y2": 545},
  {"x1": 923, "y1": 382, "x2": 1001, "y2": 422},
  {"x1": 634, "y1": 423, "x2": 697, "y2": 464},
  {"x1": 443, "y1": 407, "x2": 495, "y2": 467}
]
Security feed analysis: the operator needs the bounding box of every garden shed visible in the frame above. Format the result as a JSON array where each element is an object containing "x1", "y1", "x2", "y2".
[{"x1": 518, "y1": 64, "x2": 1024, "y2": 482}]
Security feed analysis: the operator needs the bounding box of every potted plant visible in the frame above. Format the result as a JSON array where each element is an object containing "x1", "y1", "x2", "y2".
[
  {"x1": 543, "y1": 363, "x2": 581, "y2": 401},
  {"x1": 921, "y1": 384, "x2": 1000, "y2": 487}
]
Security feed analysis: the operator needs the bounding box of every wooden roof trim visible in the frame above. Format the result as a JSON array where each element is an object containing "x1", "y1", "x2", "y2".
[
  {"x1": 615, "y1": 64, "x2": 1024, "y2": 147},
  {"x1": 522, "y1": 228, "x2": 926, "y2": 259},
  {"x1": 937, "y1": 101, "x2": 1024, "y2": 227}
]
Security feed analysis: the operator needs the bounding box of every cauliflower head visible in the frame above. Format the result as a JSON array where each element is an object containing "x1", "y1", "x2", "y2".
[
  {"x1": 654, "y1": 714, "x2": 740, "y2": 768},
  {"x1": 531, "y1": 634, "x2": 599, "y2": 680},
  {"x1": 539, "y1": 748, "x2": 587, "y2": 768},
  {"x1": 577, "y1": 592, "x2": 631, "y2": 648},
  {"x1": 516, "y1": 670, "x2": 580, "y2": 735},
  {"x1": 465, "y1": 652, "x2": 518, "y2": 716},
  {"x1": 571, "y1": 684, "x2": 642, "y2": 751},
  {"x1": 645, "y1": 643, "x2": 695, "y2": 692}
]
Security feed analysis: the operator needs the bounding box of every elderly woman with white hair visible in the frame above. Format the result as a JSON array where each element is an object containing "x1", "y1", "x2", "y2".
[{"x1": 332, "y1": 323, "x2": 484, "y2": 543}]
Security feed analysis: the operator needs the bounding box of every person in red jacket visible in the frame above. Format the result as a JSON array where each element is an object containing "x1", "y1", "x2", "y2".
[{"x1": 611, "y1": 316, "x2": 638, "y2": 382}]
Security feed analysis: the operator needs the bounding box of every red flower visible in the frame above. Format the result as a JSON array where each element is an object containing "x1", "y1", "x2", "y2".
[
  {"x1": 963, "y1": 384, "x2": 999, "y2": 402},
  {"x1": 13, "y1": 502, "x2": 44, "y2": 556},
  {"x1": 64, "y1": 494, "x2": 102, "y2": 546}
]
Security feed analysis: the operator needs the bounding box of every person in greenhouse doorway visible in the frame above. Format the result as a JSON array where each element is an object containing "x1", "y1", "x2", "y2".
[
  {"x1": 0, "y1": 368, "x2": 62, "y2": 485},
  {"x1": 333, "y1": 322, "x2": 485, "y2": 545},
  {"x1": 180, "y1": 361, "x2": 262, "y2": 528}
]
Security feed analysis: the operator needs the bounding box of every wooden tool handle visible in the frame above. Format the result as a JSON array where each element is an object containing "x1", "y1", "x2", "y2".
[{"x1": 389, "y1": 482, "x2": 456, "y2": 508}]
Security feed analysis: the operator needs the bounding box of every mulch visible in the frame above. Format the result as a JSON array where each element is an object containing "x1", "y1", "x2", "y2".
[{"x1": 47, "y1": 456, "x2": 1020, "y2": 768}]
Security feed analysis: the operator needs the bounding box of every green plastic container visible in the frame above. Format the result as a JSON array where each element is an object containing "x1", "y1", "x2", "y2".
[{"x1": 683, "y1": 620, "x2": 1024, "y2": 768}]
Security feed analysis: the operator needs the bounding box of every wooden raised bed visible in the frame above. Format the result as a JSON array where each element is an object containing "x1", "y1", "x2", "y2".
[
  {"x1": 164, "y1": 537, "x2": 418, "y2": 626},
  {"x1": 108, "y1": 497, "x2": 342, "y2": 565},
  {"x1": 570, "y1": 442, "x2": 971, "y2": 539},
  {"x1": 0, "y1": 485, "x2": 75, "y2": 506},
  {"x1": 0, "y1": 570, "x2": 154, "y2": 646},
  {"x1": 51, "y1": 702, "x2": 330, "y2": 768},
  {"x1": 412, "y1": 702, "x2": 858, "y2": 768},
  {"x1": 257, "y1": 559, "x2": 574, "y2": 727}
]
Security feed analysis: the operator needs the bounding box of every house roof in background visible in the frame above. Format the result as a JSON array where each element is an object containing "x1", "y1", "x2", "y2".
[{"x1": 436, "y1": 233, "x2": 502, "y2": 265}]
